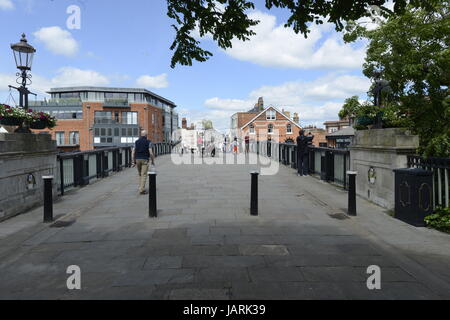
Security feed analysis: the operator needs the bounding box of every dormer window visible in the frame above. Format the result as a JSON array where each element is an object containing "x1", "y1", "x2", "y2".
[{"x1": 266, "y1": 109, "x2": 276, "y2": 120}]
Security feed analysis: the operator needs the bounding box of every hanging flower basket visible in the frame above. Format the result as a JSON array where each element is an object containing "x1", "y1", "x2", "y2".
[
  {"x1": 29, "y1": 119, "x2": 47, "y2": 129},
  {"x1": 0, "y1": 105, "x2": 57, "y2": 131},
  {"x1": 0, "y1": 117, "x2": 23, "y2": 126},
  {"x1": 30, "y1": 112, "x2": 57, "y2": 129}
]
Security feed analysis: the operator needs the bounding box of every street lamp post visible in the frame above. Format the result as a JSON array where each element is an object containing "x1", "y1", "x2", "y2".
[{"x1": 9, "y1": 33, "x2": 37, "y2": 133}]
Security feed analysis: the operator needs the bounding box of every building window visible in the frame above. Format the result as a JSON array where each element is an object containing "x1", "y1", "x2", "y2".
[
  {"x1": 268, "y1": 124, "x2": 274, "y2": 134},
  {"x1": 56, "y1": 132, "x2": 65, "y2": 146},
  {"x1": 46, "y1": 109, "x2": 82, "y2": 120},
  {"x1": 69, "y1": 132, "x2": 79, "y2": 145},
  {"x1": 329, "y1": 127, "x2": 338, "y2": 133},
  {"x1": 266, "y1": 109, "x2": 276, "y2": 120},
  {"x1": 105, "y1": 92, "x2": 127, "y2": 99},
  {"x1": 59, "y1": 92, "x2": 80, "y2": 99},
  {"x1": 94, "y1": 111, "x2": 112, "y2": 124},
  {"x1": 287, "y1": 124, "x2": 292, "y2": 134},
  {"x1": 249, "y1": 124, "x2": 255, "y2": 134},
  {"x1": 122, "y1": 112, "x2": 138, "y2": 125},
  {"x1": 134, "y1": 93, "x2": 143, "y2": 102}
]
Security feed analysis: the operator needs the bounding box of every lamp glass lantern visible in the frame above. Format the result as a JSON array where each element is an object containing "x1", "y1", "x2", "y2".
[{"x1": 11, "y1": 33, "x2": 36, "y2": 71}]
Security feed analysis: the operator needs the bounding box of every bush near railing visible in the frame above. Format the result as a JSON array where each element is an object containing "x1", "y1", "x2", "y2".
[{"x1": 425, "y1": 207, "x2": 450, "y2": 234}]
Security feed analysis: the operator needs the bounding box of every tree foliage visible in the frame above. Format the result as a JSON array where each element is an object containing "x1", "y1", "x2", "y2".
[
  {"x1": 344, "y1": 2, "x2": 449, "y2": 157},
  {"x1": 167, "y1": 0, "x2": 439, "y2": 68},
  {"x1": 202, "y1": 119, "x2": 214, "y2": 129},
  {"x1": 338, "y1": 96, "x2": 361, "y2": 119}
]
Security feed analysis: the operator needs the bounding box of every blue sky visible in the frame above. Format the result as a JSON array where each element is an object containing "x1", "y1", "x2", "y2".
[{"x1": 0, "y1": 0, "x2": 376, "y2": 132}]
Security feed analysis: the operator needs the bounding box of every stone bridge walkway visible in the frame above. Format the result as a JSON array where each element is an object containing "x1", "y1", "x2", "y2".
[{"x1": 0, "y1": 154, "x2": 449, "y2": 300}]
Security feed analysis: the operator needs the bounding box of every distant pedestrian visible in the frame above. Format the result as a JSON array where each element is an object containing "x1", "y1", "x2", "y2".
[
  {"x1": 132, "y1": 130, "x2": 155, "y2": 195},
  {"x1": 232, "y1": 137, "x2": 239, "y2": 154},
  {"x1": 244, "y1": 135, "x2": 250, "y2": 154},
  {"x1": 197, "y1": 135, "x2": 203, "y2": 155},
  {"x1": 223, "y1": 137, "x2": 228, "y2": 153}
]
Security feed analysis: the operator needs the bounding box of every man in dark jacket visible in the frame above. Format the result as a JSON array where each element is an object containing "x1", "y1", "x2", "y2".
[
  {"x1": 296, "y1": 130, "x2": 310, "y2": 176},
  {"x1": 131, "y1": 130, "x2": 155, "y2": 195}
]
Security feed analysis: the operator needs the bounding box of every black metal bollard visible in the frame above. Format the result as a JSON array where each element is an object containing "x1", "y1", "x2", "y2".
[
  {"x1": 148, "y1": 171, "x2": 157, "y2": 218},
  {"x1": 250, "y1": 171, "x2": 259, "y2": 216},
  {"x1": 347, "y1": 171, "x2": 358, "y2": 216},
  {"x1": 43, "y1": 176, "x2": 54, "y2": 223}
]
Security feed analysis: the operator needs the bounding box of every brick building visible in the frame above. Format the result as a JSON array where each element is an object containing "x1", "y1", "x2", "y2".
[
  {"x1": 30, "y1": 86, "x2": 178, "y2": 151},
  {"x1": 239, "y1": 106, "x2": 302, "y2": 143},
  {"x1": 323, "y1": 117, "x2": 354, "y2": 148},
  {"x1": 303, "y1": 125, "x2": 327, "y2": 147},
  {"x1": 323, "y1": 118, "x2": 351, "y2": 135}
]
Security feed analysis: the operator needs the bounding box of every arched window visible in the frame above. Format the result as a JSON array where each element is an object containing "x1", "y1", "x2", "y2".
[
  {"x1": 287, "y1": 124, "x2": 292, "y2": 134},
  {"x1": 249, "y1": 124, "x2": 255, "y2": 134},
  {"x1": 268, "y1": 124, "x2": 274, "y2": 134}
]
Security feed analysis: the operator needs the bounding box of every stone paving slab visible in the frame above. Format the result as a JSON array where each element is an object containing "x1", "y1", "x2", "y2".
[{"x1": 0, "y1": 154, "x2": 449, "y2": 300}]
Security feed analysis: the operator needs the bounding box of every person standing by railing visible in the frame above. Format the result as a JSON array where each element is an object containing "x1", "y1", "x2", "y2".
[
  {"x1": 131, "y1": 130, "x2": 155, "y2": 195},
  {"x1": 305, "y1": 132, "x2": 314, "y2": 174},
  {"x1": 296, "y1": 130, "x2": 310, "y2": 176}
]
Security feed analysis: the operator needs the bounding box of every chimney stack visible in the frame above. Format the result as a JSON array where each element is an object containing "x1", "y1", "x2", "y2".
[
  {"x1": 284, "y1": 110, "x2": 291, "y2": 119},
  {"x1": 293, "y1": 113, "x2": 299, "y2": 124},
  {"x1": 258, "y1": 97, "x2": 264, "y2": 111}
]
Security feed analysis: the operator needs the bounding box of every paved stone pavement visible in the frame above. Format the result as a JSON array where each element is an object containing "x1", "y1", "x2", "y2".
[{"x1": 0, "y1": 153, "x2": 449, "y2": 300}]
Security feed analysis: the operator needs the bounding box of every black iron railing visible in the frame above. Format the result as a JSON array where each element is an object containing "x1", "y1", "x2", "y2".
[
  {"x1": 308, "y1": 147, "x2": 351, "y2": 189},
  {"x1": 57, "y1": 142, "x2": 173, "y2": 196},
  {"x1": 407, "y1": 155, "x2": 450, "y2": 208},
  {"x1": 250, "y1": 141, "x2": 350, "y2": 189}
]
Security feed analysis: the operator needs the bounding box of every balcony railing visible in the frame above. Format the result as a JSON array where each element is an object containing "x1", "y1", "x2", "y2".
[
  {"x1": 103, "y1": 99, "x2": 130, "y2": 108},
  {"x1": 29, "y1": 98, "x2": 82, "y2": 107}
]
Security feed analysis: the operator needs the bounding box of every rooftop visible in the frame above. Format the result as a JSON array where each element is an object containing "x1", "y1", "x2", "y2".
[
  {"x1": 327, "y1": 126, "x2": 355, "y2": 138},
  {"x1": 48, "y1": 86, "x2": 176, "y2": 106}
]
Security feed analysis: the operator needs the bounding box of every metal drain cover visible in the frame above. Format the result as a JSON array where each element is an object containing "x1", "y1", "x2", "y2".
[{"x1": 50, "y1": 220, "x2": 76, "y2": 228}]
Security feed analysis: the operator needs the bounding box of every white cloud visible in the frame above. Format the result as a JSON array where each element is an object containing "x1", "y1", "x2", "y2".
[
  {"x1": 33, "y1": 26, "x2": 79, "y2": 57},
  {"x1": 0, "y1": 0, "x2": 14, "y2": 10},
  {"x1": 196, "y1": 10, "x2": 366, "y2": 70},
  {"x1": 50, "y1": 67, "x2": 109, "y2": 87},
  {"x1": 0, "y1": 67, "x2": 110, "y2": 98},
  {"x1": 136, "y1": 74, "x2": 169, "y2": 89},
  {"x1": 203, "y1": 73, "x2": 371, "y2": 128},
  {"x1": 252, "y1": 74, "x2": 371, "y2": 104},
  {"x1": 204, "y1": 97, "x2": 252, "y2": 111}
]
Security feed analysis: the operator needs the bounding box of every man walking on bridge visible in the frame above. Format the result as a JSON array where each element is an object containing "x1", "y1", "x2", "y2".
[{"x1": 132, "y1": 130, "x2": 155, "y2": 195}]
